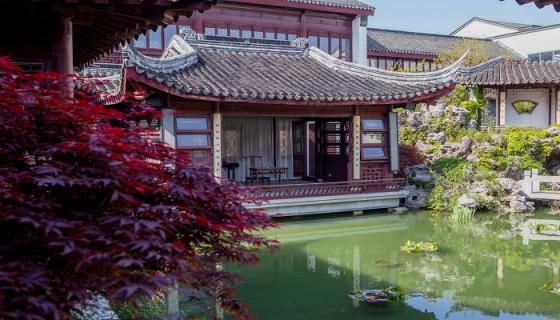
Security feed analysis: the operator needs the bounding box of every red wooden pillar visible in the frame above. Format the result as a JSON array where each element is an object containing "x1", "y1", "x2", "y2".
[
  {"x1": 52, "y1": 16, "x2": 73, "y2": 75},
  {"x1": 193, "y1": 11, "x2": 204, "y2": 34},
  {"x1": 299, "y1": 11, "x2": 307, "y2": 38}
]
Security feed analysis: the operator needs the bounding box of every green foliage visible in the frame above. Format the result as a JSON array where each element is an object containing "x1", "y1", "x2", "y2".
[
  {"x1": 427, "y1": 159, "x2": 503, "y2": 212},
  {"x1": 451, "y1": 205, "x2": 475, "y2": 223},
  {"x1": 400, "y1": 240, "x2": 438, "y2": 253},
  {"x1": 445, "y1": 85, "x2": 470, "y2": 107},
  {"x1": 512, "y1": 100, "x2": 538, "y2": 114},
  {"x1": 114, "y1": 297, "x2": 166, "y2": 320},
  {"x1": 505, "y1": 127, "x2": 552, "y2": 172},
  {"x1": 400, "y1": 126, "x2": 427, "y2": 145}
]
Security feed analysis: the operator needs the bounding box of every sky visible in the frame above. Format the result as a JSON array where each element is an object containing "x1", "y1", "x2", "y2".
[{"x1": 363, "y1": 0, "x2": 560, "y2": 34}]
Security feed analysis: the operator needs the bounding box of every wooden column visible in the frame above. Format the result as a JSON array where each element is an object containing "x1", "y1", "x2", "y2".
[
  {"x1": 213, "y1": 103, "x2": 222, "y2": 179},
  {"x1": 498, "y1": 89, "x2": 507, "y2": 126},
  {"x1": 52, "y1": 16, "x2": 73, "y2": 74},
  {"x1": 299, "y1": 11, "x2": 308, "y2": 38},
  {"x1": 352, "y1": 107, "x2": 361, "y2": 180},
  {"x1": 193, "y1": 11, "x2": 203, "y2": 34}
]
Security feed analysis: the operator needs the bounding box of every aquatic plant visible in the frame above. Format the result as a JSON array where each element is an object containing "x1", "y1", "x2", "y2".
[
  {"x1": 348, "y1": 287, "x2": 404, "y2": 304},
  {"x1": 535, "y1": 224, "x2": 560, "y2": 234},
  {"x1": 540, "y1": 283, "x2": 560, "y2": 296},
  {"x1": 451, "y1": 205, "x2": 475, "y2": 223},
  {"x1": 400, "y1": 240, "x2": 438, "y2": 254}
]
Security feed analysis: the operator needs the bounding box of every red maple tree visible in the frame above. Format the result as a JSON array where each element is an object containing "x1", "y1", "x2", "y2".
[{"x1": 0, "y1": 57, "x2": 276, "y2": 320}]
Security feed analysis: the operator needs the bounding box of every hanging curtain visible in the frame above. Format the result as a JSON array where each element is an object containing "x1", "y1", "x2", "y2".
[{"x1": 222, "y1": 117, "x2": 295, "y2": 182}]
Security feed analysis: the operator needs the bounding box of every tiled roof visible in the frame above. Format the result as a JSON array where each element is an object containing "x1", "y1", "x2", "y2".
[
  {"x1": 367, "y1": 28, "x2": 521, "y2": 58},
  {"x1": 77, "y1": 64, "x2": 126, "y2": 105},
  {"x1": 471, "y1": 17, "x2": 541, "y2": 31},
  {"x1": 456, "y1": 58, "x2": 560, "y2": 86},
  {"x1": 123, "y1": 31, "x2": 467, "y2": 105},
  {"x1": 286, "y1": 0, "x2": 373, "y2": 11},
  {"x1": 514, "y1": 0, "x2": 560, "y2": 12}
]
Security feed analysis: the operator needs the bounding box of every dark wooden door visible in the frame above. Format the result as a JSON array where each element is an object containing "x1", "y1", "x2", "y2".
[
  {"x1": 315, "y1": 119, "x2": 350, "y2": 182},
  {"x1": 292, "y1": 121, "x2": 305, "y2": 177}
]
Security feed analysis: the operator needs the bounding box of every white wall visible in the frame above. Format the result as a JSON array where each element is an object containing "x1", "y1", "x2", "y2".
[
  {"x1": 505, "y1": 89, "x2": 550, "y2": 127},
  {"x1": 495, "y1": 25, "x2": 560, "y2": 58},
  {"x1": 453, "y1": 20, "x2": 518, "y2": 38},
  {"x1": 352, "y1": 15, "x2": 368, "y2": 65}
]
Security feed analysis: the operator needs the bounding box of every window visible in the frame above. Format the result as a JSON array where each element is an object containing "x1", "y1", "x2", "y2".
[
  {"x1": 204, "y1": 27, "x2": 215, "y2": 36},
  {"x1": 177, "y1": 118, "x2": 208, "y2": 130},
  {"x1": 175, "y1": 116, "x2": 213, "y2": 164},
  {"x1": 330, "y1": 37, "x2": 340, "y2": 57},
  {"x1": 319, "y1": 36, "x2": 329, "y2": 53},
  {"x1": 230, "y1": 29, "x2": 240, "y2": 37},
  {"x1": 265, "y1": 32, "x2": 275, "y2": 40},
  {"x1": 541, "y1": 51, "x2": 554, "y2": 61},
  {"x1": 254, "y1": 31, "x2": 264, "y2": 39},
  {"x1": 177, "y1": 134, "x2": 210, "y2": 148},
  {"x1": 386, "y1": 59, "x2": 394, "y2": 71},
  {"x1": 217, "y1": 28, "x2": 227, "y2": 36},
  {"x1": 242, "y1": 30, "x2": 252, "y2": 38},
  {"x1": 363, "y1": 119, "x2": 385, "y2": 130},
  {"x1": 363, "y1": 147, "x2": 385, "y2": 158},
  {"x1": 288, "y1": 34, "x2": 297, "y2": 41},
  {"x1": 361, "y1": 118, "x2": 387, "y2": 160},
  {"x1": 277, "y1": 32, "x2": 287, "y2": 41},
  {"x1": 341, "y1": 38, "x2": 350, "y2": 61},
  {"x1": 135, "y1": 33, "x2": 147, "y2": 48},
  {"x1": 309, "y1": 36, "x2": 318, "y2": 48},
  {"x1": 149, "y1": 27, "x2": 163, "y2": 49},
  {"x1": 164, "y1": 25, "x2": 177, "y2": 47}
]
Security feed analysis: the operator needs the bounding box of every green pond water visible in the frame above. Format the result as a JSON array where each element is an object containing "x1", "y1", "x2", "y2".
[{"x1": 228, "y1": 211, "x2": 560, "y2": 320}]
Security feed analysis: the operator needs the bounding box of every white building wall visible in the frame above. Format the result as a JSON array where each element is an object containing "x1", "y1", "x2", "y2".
[
  {"x1": 505, "y1": 89, "x2": 550, "y2": 127},
  {"x1": 495, "y1": 26, "x2": 560, "y2": 58},
  {"x1": 453, "y1": 20, "x2": 518, "y2": 38},
  {"x1": 352, "y1": 15, "x2": 368, "y2": 65}
]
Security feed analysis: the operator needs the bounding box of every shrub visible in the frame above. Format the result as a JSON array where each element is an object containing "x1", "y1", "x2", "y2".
[
  {"x1": 399, "y1": 144, "x2": 425, "y2": 169},
  {"x1": 0, "y1": 57, "x2": 276, "y2": 319}
]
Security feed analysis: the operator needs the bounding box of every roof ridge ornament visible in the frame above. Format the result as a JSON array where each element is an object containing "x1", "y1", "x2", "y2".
[
  {"x1": 554, "y1": 54, "x2": 560, "y2": 63},
  {"x1": 180, "y1": 27, "x2": 203, "y2": 42},
  {"x1": 125, "y1": 36, "x2": 199, "y2": 75},
  {"x1": 290, "y1": 37, "x2": 309, "y2": 49}
]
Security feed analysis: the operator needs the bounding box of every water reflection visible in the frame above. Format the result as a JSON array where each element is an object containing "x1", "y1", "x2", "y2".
[{"x1": 228, "y1": 212, "x2": 560, "y2": 320}]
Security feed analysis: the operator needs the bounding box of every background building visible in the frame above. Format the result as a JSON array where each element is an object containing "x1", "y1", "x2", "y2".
[
  {"x1": 129, "y1": 0, "x2": 374, "y2": 65},
  {"x1": 451, "y1": 17, "x2": 560, "y2": 61},
  {"x1": 366, "y1": 28, "x2": 518, "y2": 71}
]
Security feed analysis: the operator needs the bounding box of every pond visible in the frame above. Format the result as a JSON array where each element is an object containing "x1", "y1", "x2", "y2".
[{"x1": 228, "y1": 211, "x2": 560, "y2": 320}]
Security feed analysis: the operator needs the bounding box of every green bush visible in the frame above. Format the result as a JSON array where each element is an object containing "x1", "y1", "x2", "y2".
[
  {"x1": 114, "y1": 296, "x2": 166, "y2": 320},
  {"x1": 427, "y1": 158, "x2": 503, "y2": 212}
]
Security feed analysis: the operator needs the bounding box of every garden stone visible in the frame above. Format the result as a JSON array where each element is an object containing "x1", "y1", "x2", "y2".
[
  {"x1": 497, "y1": 178, "x2": 520, "y2": 193},
  {"x1": 547, "y1": 126, "x2": 560, "y2": 137},
  {"x1": 468, "y1": 119, "x2": 478, "y2": 129},
  {"x1": 466, "y1": 154, "x2": 478, "y2": 162},
  {"x1": 75, "y1": 295, "x2": 119, "y2": 320},
  {"x1": 458, "y1": 194, "x2": 478, "y2": 209},
  {"x1": 405, "y1": 164, "x2": 433, "y2": 183},
  {"x1": 416, "y1": 141, "x2": 434, "y2": 154},
  {"x1": 427, "y1": 132, "x2": 446, "y2": 144},
  {"x1": 457, "y1": 136, "x2": 474, "y2": 157},
  {"x1": 403, "y1": 185, "x2": 429, "y2": 209}
]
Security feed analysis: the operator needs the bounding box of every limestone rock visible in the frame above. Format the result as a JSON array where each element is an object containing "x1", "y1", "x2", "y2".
[
  {"x1": 403, "y1": 185, "x2": 429, "y2": 209},
  {"x1": 458, "y1": 194, "x2": 478, "y2": 209},
  {"x1": 497, "y1": 178, "x2": 520, "y2": 193},
  {"x1": 427, "y1": 132, "x2": 446, "y2": 145},
  {"x1": 547, "y1": 126, "x2": 560, "y2": 137},
  {"x1": 76, "y1": 295, "x2": 119, "y2": 320},
  {"x1": 457, "y1": 136, "x2": 474, "y2": 158}
]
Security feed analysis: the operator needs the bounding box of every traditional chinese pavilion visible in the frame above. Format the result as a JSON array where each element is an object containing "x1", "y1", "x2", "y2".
[
  {"x1": 457, "y1": 57, "x2": 560, "y2": 127},
  {"x1": 114, "y1": 30, "x2": 465, "y2": 215}
]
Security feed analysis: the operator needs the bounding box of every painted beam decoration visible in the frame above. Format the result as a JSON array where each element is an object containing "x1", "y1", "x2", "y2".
[{"x1": 512, "y1": 100, "x2": 538, "y2": 115}]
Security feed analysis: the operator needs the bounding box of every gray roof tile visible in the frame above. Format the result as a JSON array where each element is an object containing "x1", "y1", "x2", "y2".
[
  {"x1": 367, "y1": 28, "x2": 521, "y2": 58},
  {"x1": 457, "y1": 58, "x2": 560, "y2": 86},
  {"x1": 123, "y1": 33, "x2": 465, "y2": 105},
  {"x1": 286, "y1": 0, "x2": 373, "y2": 11}
]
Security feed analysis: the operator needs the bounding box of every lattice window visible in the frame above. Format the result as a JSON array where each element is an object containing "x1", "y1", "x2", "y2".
[{"x1": 361, "y1": 163, "x2": 385, "y2": 180}]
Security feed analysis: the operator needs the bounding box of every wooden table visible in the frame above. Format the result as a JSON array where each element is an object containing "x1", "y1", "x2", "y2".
[{"x1": 249, "y1": 167, "x2": 288, "y2": 185}]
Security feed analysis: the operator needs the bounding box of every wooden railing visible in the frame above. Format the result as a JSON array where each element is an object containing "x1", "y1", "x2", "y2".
[{"x1": 253, "y1": 179, "x2": 405, "y2": 200}]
